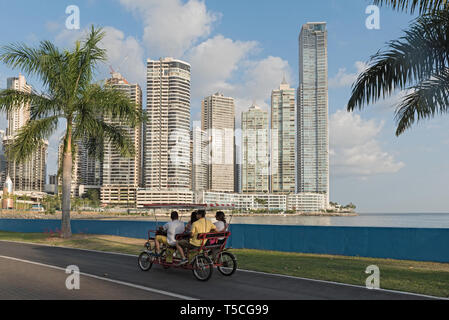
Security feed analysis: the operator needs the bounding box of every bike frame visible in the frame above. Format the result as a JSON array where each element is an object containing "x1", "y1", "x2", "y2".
[{"x1": 145, "y1": 230, "x2": 232, "y2": 270}]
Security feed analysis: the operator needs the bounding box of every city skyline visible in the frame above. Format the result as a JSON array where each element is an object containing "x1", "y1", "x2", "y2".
[{"x1": 0, "y1": 1, "x2": 447, "y2": 213}]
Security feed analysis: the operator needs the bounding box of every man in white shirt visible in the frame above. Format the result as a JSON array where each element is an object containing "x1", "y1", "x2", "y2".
[{"x1": 155, "y1": 211, "x2": 185, "y2": 255}]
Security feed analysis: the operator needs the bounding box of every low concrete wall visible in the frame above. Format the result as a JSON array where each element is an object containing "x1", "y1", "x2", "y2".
[{"x1": 1, "y1": 219, "x2": 448, "y2": 263}]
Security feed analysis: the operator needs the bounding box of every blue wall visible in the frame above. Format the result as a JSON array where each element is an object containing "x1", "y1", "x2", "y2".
[{"x1": 1, "y1": 219, "x2": 448, "y2": 263}]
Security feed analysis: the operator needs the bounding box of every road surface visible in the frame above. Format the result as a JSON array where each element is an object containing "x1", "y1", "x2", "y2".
[{"x1": 0, "y1": 241, "x2": 437, "y2": 300}]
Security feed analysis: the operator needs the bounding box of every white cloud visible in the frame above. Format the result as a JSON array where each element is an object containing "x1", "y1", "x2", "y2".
[
  {"x1": 236, "y1": 56, "x2": 292, "y2": 111},
  {"x1": 329, "y1": 61, "x2": 368, "y2": 88},
  {"x1": 187, "y1": 35, "x2": 258, "y2": 100},
  {"x1": 119, "y1": 0, "x2": 218, "y2": 58},
  {"x1": 99, "y1": 27, "x2": 146, "y2": 84},
  {"x1": 187, "y1": 35, "x2": 292, "y2": 123},
  {"x1": 330, "y1": 110, "x2": 405, "y2": 177}
]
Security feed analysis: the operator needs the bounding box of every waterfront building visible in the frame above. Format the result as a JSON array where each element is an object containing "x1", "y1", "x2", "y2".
[
  {"x1": 297, "y1": 22, "x2": 330, "y2": 205},
  {"x1": 44, "y1": 174, "x2": 58, "y2": 194},
  {"x1": 136, "y1": 189, "x2": 194, "y2": 208},
  {"x1": 57, "y1": 136, "x2": 102, "y2": 197},
  {"x1": 101, "y1": 72, "x2": 142, "y2": 206},
  {"x1": 241, "y1": 104, "x2": 269, "y2": 193},
  {"x1": 234, "y1": 143, "x2": 241, "y2": 193},
  {"x1": 3, "y1": 75, "x2": 47, "y2": 193},
  {"x1": 287, "y1": 193, "x2": 327, "y2": 212},
  {"x1": 271, "y1": 79, "x2": 296, "y2": 193},
  {"x1": 194, "y1": 191, "x2": 326, "y2": 213},
  {"x1": 202, "y1": 93, "x2": 235, "y2": 192},
  {"x1": 0, "y1": 130, "x2": 6, "y2": 188},
  {"x1": 143, "y1": 58, "x2": 191, "y2": 190},
  {"x1": 191, "y1": 126, "x2": 208, "y2": 192}
]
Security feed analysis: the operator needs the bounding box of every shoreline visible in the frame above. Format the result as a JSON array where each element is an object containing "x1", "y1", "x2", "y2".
[{"x1": 0, "y1": 211, "x2": 358, "y2": 220}]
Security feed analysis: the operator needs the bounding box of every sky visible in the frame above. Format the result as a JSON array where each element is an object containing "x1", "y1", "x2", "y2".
[{"x1": 0, "y1": 0, "x2": 448, "y2": 213}]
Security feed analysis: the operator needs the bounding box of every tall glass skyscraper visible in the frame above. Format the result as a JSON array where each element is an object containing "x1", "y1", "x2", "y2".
[
  {"x1": 191, "y1": 125, "x2": 207, "y2": 192},
  {"x1": 242, "y1": 104, "x2": 269, "y2": 193},
  {"x1": 297, "y1": 22, "x2": 329, "y2": 205}
]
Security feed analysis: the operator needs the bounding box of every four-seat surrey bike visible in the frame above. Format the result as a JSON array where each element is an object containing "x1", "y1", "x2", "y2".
[
  {"x1": 137, "y1": 204, "x2": 238, "y2": 281},
  {"x1": 138, "y1": 229, "x2": 237, "y2": 281}
]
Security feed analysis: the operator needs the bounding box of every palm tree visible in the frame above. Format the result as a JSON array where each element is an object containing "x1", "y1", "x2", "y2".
[
  {"x1": 0, "y1": 26, "x2": 143, "y2": 238},
  {"x1": 348, "y1": 0, "x2": 449, "y2": 135},
  {"x1": 373, "y1": 0, "x2": 449, "y2": 14}
]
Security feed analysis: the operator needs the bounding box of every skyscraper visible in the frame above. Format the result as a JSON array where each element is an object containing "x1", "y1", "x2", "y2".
[
  {"x1": 3, "y1": 75, "x2": 47, "y2": 192},
  {"x1": 0, "y1": 130, "x2": 6, "y2": 188},
  {"x1": 191, "y1": 125, "x2": 207, "y2": 192},
  {"x1": 6, "y1": 75, "x2": 31, "y2": 136},
  {"x1": 57, "y1": 136, "x2": 102, "y2": 197},
  {"x1": 242, "y1": 104, "x2": 269, "y2": 193},
  {"x1": 101, "y1": 72, "x2": 142, "y2": 205},
  {"x1": 202, "y1": 93, "x2": 235, "y2": 193},
  {"x1": 297, "y1": 22, "x2": 329, "y2": 205},
  {"x1": 144, "y1": 58, "x2": 191, "y2": 190},
  {"x1": 271, "y1": 79, "x2": 296, "y2": 193}
]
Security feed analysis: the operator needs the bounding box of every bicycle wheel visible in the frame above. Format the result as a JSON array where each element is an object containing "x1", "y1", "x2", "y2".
[
  {"x1": 217, "y1": 252, "x2": 237, "y2": 276},
  {"x1": 138, "y1": 252, "x2": 154, "y2": 271},
  {"x1": 192, "y1": 255, "x2": 213, "y2": 281}
]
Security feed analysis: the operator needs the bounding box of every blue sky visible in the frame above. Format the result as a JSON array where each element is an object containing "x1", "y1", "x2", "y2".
[{"x1": 0, "y1": 0, "x2": 448, "y2": 213}]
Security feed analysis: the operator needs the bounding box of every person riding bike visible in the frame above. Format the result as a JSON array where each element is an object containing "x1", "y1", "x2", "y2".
[
  {"x1": 213, "y1": 211, "x2": 228, "y2": 244},
  {"x1": 155, "y1": 211, "x2": 185, "y2": 256},
  {"x1": 175, "y1": 209, "x2": 216, "y2": 265},
  {"x1": 184, "y1": 211, "x2": 199, "y2": 233}
]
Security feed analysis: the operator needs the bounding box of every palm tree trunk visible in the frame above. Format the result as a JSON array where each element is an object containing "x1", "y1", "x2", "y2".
[{"x1": 61, "y1": 124, "x2": 73, "y2": 238}]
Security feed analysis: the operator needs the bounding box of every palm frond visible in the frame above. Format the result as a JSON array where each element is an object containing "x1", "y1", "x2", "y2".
[
  {"x1": 81, "y1": 84, "x2": 144, "y2": 126},
  {"x1": 348, "y1": 10, "x2": 449, "y2": 111},
  {"x1": 72, "y1": 26, "x2": 107, "y2": 94},
  {"x1": 0, "y1": 43, "x2": 43, "y2": 77},
  {"x1": 6, "y1": 116, "x2": 58, "y2": 162},
  {"x1": 395, "y1": 69, "x2": 449, "y2": 135},
  {"x1": 373, "y1": 0, "x2": 449, "y2": 14},
  {"x1": 0, "y1": 89, "x2": 61, "y2": 119},
  {"x1": 73, "y1": 114, "x2": 134, "y2": 158}
]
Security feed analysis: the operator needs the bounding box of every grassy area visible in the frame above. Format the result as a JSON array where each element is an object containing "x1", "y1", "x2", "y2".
[{"x1": 0, "y1": 231, "x2": 448, "y2": 298}]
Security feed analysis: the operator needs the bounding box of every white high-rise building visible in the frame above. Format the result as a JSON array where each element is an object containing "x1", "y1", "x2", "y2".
[
  {"x1": 271, "y1": 79, "x2": 296, "y2": 193},
  {"x1": 242, "y1": 104, "x2": 269, "y2": 193},
  {"x1": 191, "y1": 126, "x2": 207, "y2": 192},
  {"x1": 202, "y1": 93, "x2": 235, "y2": 193},
  {"x1": 143, "y1": 58, "x2": 191, "y2": 191},
  {"x1": 3, "y1": 75, "x2": 47, "y2": 192},
  {"x1": 297, "y1": 22, "x2": 329, "y2": 205},
  {"x1": 101, "y1": 72, "x2": 142, "y2": 206},
  {"x1": 6, "y1": 75, "x2": 32, "y2": 136}
]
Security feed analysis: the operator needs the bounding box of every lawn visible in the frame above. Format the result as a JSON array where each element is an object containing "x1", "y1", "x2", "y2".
[{"x1": 0, "y1": 231, "x2": 448, "y2": 298}]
